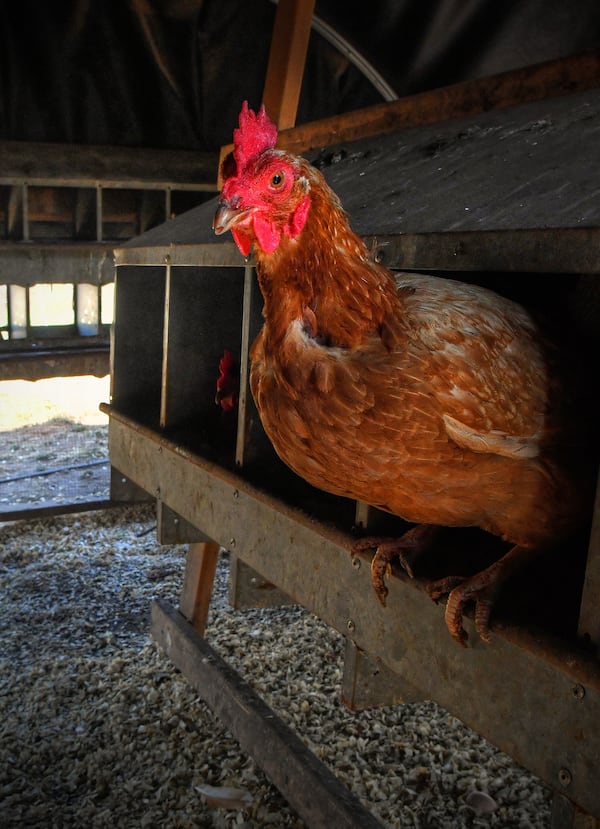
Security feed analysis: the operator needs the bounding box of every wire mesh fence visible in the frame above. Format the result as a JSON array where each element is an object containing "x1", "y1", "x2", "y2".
[{"x1": 0, "y1": 375, "x2": 111, "y2": 518}]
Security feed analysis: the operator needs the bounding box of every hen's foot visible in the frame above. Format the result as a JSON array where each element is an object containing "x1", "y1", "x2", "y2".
[
  {"x1": 427, "y1": 543, "x2": 533, "y2": 646},
  {"x1": 351, "y1": 524, "x2": 438, "y2": 606},
  {"x1": 427, "y1": 574, "x2": 494, "y2": 646}
]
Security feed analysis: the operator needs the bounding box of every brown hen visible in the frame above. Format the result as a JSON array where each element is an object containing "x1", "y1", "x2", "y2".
[{"x1": 213, "y1": 102, "x2": 593, "y2": 645}]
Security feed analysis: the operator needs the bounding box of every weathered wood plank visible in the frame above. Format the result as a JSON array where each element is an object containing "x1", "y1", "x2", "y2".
[{"x1": 151, "y1": 598, "x2": 386, "y2": 829}]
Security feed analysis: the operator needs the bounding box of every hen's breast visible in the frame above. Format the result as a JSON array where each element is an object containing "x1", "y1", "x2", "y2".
[{"x1": 249, "y1": 273, "x2": 586, "y2": 546}]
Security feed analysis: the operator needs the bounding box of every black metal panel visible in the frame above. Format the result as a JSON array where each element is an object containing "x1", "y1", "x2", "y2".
[{"x1": 111, "y1": 265, "x2": 165, "y2": 427}]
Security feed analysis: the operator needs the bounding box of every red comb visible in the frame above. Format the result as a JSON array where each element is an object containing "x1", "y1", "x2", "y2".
[{"x1": 233, "y1": 101, "x2": 278, "y2": 170}]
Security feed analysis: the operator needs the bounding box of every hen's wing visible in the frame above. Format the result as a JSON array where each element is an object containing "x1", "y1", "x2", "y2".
[{"x1": 396, "y1": 273, "x2": 549, "y2": 461}]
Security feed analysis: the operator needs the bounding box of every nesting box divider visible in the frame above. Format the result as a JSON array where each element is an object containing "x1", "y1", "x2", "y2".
[
  {"x1": 157, "y1": 264, "x2": 244, "y2": 463},
  {"x1": 111, "y1": 265, "x2": 165, "y2": 428}
]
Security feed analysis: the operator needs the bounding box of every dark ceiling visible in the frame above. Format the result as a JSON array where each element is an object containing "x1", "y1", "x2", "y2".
[{"x1": 1, "y1": 0, "x2": 600, "y2": 151}]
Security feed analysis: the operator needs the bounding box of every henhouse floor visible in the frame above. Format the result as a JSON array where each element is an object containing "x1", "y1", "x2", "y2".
[
  {"x1": 0, "y1": 504, "x2": 553, "y2": 828},
  {"x1": 0, "y1": 377, "x2": 111, "y2": 518}
]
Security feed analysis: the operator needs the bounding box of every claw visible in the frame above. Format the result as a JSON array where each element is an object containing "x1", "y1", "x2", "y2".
[
  {"x1": 370, "y1": 552, "x2": 392, "y2": 606},
  {"x1": 474, "y1": 599, "x2": 494, "y2": 643},
  {"x1": 444, "y1": 585, "x2": 470, "y2": 646},
  {"x1": 428, "y1": 575, "x2": 494, "y2": 646},
  {"x1": 352, "y1": 524, "x2": 438, "y2": 604}
]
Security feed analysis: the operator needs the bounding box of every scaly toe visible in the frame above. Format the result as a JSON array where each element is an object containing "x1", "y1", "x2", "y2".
[
  {"x1": 351, "y1": 536, "x2": 390, "y2": 556},
  {"x1": 474, "y1": 599, "x2": 494, "y2": 643},
  {"x1": 370, "y1": 551, "x2": 391, "y2": 607},
  {"x1": 444, "y1": 587, "x2": 469, "y2": 647},
  {"x1": 426, "y1": 575, "x2": 466, "y2": 604}
]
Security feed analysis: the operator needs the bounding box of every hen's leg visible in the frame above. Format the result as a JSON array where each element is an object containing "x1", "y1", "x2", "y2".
[
  {"x1": 352, "y1": 524, "x2": 438, "y2": 606},
  {"x1": 427, "y1": 544, "x2": 534, "y2": 646}
]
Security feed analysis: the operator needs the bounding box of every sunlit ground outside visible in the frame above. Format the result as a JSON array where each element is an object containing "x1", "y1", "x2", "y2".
[{"x1": 0, "y1": 376, "x2": 111, "y2": 511}]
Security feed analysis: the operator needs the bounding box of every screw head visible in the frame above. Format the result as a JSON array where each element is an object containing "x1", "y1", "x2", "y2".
[
  {"x1": 229, "y1": 538, "x2": 236, "y2": 549},
  {"x1": 558, "y1": 768, "x2": 572, "y2": 787},
  {"x1": 572, "y1": 684, "x2": 585, "y2": 700},
  {"x1": 351, "y1": 557, "x2": 361, "y2": 570},
  {"x1": 347, "y1": 619, "x2": 356, "y2": 633}
]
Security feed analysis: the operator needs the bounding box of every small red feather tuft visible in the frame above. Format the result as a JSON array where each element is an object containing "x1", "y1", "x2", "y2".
[
  {"x1": 233, "y1": 101, "x2": 278, "y2": 171},
  {"x1": 215, "y1": 349, "x2": 240, "y2": 412}
]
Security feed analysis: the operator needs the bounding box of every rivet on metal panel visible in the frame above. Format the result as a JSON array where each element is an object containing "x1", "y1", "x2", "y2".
[
  {"x1": 558, "y1": 768, "x2": 573, "y2": 788},
  {"x1": 347, "y1": 619, "x2": 356, "y2": 633},
  {"x1": 572, "y1": 684, "x2": 586, "y2": 700},
  {"x1": 351, "y1": 557, "x2": 361, "y2": 570}
]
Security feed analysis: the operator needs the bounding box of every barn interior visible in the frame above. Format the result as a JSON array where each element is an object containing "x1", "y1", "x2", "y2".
[{"x1": 2, "y1": 2, "x2": 600, "y2": 827}]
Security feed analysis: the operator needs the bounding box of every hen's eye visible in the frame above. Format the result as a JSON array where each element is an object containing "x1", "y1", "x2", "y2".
[{"x1": 270, "y1": 171, "x2": 284, "y2": 188}]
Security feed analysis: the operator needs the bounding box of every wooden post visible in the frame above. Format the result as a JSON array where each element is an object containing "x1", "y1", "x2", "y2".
[
  {"x1": 217, "y1": 0, "x2": 314, "y2": 183},
  {"x1": 179, "y1": 541, "x2": 220, "y2": 634},
  {"x1": 262, "y1": 0, "x2": 315, "y2": 130}
]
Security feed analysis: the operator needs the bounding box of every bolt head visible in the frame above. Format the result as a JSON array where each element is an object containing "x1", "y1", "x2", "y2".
[{"x1": 558, "y1": 768, "x2": 572, "y2": 787}]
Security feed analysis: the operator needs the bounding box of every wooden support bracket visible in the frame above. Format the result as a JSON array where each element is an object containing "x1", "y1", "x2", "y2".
[
  {"x1": 552, "y1": 792, "x2": 600, "y2": 829},
  {"x1": 228, "y1": 554, "x2": 295, "y2": 610},
  {"x1": 109, "y1": 467, "x2": 152, "y2": 503},
  {"x1": 179, "y1": 541, "x2": 220, "y2": 634},
  {"x1": 341, "y1": 639, "x2": 422, "y2": 711},
  {"x1": 157, "y1": 502, "x2": 212, "y2": 546}
]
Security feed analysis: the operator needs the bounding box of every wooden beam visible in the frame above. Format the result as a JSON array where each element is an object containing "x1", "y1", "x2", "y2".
[
  {"x1": 275, "y1": 48, "x2": 600, "y2": 154},
  {"x1": 0, "y1": 348, "x2": 109, "y2": 381},
  {"x1": 262, "y1": 0, "x2": 316, "y2": 130},
  {"x1": 151, "y1": 598, "x2": 386, "y2": 829},
  {"x1": 179, "y1": 541, "x2": 220, "y2": 634},
  {"x1": 0, "y1": 140, "x2": 218, "y2": 189},
  {"x1": 218, "y1": 49, "x2": 600, "y2": 181}
]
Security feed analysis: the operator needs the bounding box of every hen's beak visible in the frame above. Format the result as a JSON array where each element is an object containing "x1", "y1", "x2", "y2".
[{"x1": 213, "y1": 201, "x2": 254, "y2": 235}]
